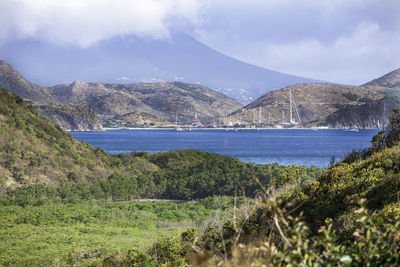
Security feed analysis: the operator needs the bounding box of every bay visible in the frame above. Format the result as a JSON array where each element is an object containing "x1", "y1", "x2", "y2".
[{"x1": 70, "y1": 129, "x2": 379, "y2": 167}]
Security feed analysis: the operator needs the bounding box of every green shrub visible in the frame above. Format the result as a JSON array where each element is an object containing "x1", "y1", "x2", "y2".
[
  {"x1": 102, "y1": 249, "x2": 155, "y2": 267},
  {"x1": 149, "y1": 229, "x2": 198, "y2": 267}
]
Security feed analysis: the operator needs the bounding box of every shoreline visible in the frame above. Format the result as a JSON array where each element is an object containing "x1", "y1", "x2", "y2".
[{"x1": 94, "y1": 127, "x2": 381, "y2": 131}]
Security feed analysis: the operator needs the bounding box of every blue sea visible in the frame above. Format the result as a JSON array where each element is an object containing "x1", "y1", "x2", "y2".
[{"x1": 70, "y1": 129, "x2": 379, "y2": 167}]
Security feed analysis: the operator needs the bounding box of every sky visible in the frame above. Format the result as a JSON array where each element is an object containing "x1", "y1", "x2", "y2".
[{"x1": 0, "y1": 0, "x2": 399, "y2": 85}]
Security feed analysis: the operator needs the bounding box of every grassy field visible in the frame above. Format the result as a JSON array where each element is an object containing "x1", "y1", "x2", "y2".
[{"x1": 0, "y1": 197, "x2": 245, "y2": 266}]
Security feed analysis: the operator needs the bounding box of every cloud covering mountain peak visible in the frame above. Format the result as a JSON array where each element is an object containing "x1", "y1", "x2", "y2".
[{"x1": 0, "y1": 0, "x2": 204, "y2": 47}]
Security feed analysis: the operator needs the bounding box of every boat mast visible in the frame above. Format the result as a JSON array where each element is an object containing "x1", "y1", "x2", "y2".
[
  {"x1": 259, "y1": 107, "x2": 262, "y2": 124},
  {"x1": 289, "y1": 89, "x2": 301, "y2": 125},
  {"x1": 290, "y1": 90, "x2": 293, "y2": 124},
  {"x1": 292, "y1": 90, "x2": 301, "y2": 124}
]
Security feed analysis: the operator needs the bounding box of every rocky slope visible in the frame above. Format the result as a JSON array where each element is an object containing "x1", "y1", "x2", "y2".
[
  {"x1": 233, "y1": 83, "x2": 399, "y2": 128},
  {"x1": 104, "y1": 112, "x2": 172, "y2": 128},
  {"x1": 364, "y1": 68, "x2": 400, "y2": 88},
  {"x1": 34, "y1": 104, "x2": 103, "y2": 131},
  {"x1": 48, "y1": 81, "x2": 242, "y2": 122}
]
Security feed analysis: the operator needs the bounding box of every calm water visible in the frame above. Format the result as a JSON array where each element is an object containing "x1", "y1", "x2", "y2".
[{"x1": 70, "y1": 129, "x2": 379, "y2": 167}]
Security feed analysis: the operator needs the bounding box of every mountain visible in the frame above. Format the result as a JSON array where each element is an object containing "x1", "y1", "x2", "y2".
[
  {"x1": 0, "y1": 34, "x2": 320, "y2": 104},
  {"x1": 0, "y1": 60, "x2": 54, "y2": 103},
  {"x1": 33, "y1": 104, "x2": 103, "y2": 131},
  {"x1": 0, "y1": 61, "x2": 242, "y2": 126},
  {"x1": 364, "y1": 68, "x2": 400, "y2": 88},
  {"x1": 233, "y1": 83, "x2": 399, "y2": 128}
]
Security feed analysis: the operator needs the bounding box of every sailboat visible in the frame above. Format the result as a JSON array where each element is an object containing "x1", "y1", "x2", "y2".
[
  {"x1": 282, "y1": 89, "x2": 301, "y2": 125},
  {"x1": 175, "y1": 113, "x2": 182, "y2": 131},
  {"x1": 282, "y1": 110, "x2": 288, "y2": 125}
]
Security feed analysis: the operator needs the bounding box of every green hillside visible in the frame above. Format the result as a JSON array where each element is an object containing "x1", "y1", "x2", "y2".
[
  {"x1": 0, "y1": 86, "x2": 113, "y2": 188},
  {"x1": 0, "y1": 85, "x2": 161, "y2": 189}
]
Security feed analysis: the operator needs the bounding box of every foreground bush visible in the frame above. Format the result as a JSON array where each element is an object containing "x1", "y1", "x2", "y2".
[
  {"x1": 100, "y1": 249, "x2": 155, "y2": 267},
  {"x1": 148, "y1": 196, "x2": 400, "y2": 266}
]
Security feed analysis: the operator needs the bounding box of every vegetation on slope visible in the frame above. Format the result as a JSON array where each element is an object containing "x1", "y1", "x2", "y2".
[
  {"x1": 0, "y1": 88, "x2": 106, "y2": 187},
  {"x1": 0, "y1": 86, "x2": 159, "y2": 189},
  {"x1": 0, "y1": 152, "x2": 322, "y2": 205}
]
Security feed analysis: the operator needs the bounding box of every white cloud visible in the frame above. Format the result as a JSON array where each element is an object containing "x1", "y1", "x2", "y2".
[
  {"x1": 254, "y1": 22, "x2": 400, "y2": 84},
  {"x1": 0, "y1": 0, "x2": 204, "y2": 47},
  {"x1": 204, "y1": 22, "x2": 400, "y2": 85},
  {"x1": 194, "y1": 0, "x2": 400, "y2": 84}
]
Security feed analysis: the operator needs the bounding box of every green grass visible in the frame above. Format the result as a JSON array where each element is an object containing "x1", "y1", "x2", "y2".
[
  {"x1": 0, "y1": 197, "x2": 246, "y2": 266},
  {"x1": 1, "y1": 222, "x2": 178, "y2": 266}
]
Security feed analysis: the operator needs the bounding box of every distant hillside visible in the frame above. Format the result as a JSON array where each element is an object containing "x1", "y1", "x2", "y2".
[
  {"x1": 104, "y1": 111, "x2": 172, "y2": 128},
  {"x1": 34, "y1": 104, "x2": 103, "y2": 131},
  {"x1": 0, "y1": 61, "x2": 242, "y2": 127},
  {"x1": 0, "y1": 34, "x2": 320, "y2": 104},
  {"x1": 48, "y1": 81, "x2": 242, "y2": 123},
  {"x1": 233, "y1": 83, "x2": 399, "y2": 128},
  {"x1": 364, "y1": 68, "x2": 400, "y2": 88}
]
